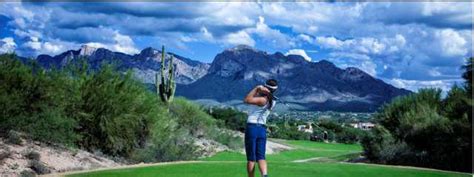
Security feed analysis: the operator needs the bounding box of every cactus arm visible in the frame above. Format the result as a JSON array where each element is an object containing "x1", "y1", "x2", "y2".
[
  {"x1": 156, "y1": 45, "x2": 176, "y2": 105},
  {"x1": 167, "y1": 55, "x2": 175, "y2": 101}
]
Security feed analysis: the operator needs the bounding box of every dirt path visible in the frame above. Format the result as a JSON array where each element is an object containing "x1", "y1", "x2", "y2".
[{"x1": 292, "y1": 157, "x2": 324, "y2": 163}]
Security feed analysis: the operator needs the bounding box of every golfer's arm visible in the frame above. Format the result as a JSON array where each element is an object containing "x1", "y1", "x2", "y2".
[{"x1": 244, "y1": 86, "x2": 267, "y2": 106}]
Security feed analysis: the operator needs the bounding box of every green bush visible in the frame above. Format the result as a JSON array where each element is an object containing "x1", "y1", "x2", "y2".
[
  {"x1": 318, "y1": 120, "x2": 343, "y2": 133},
  {"x1": 131, "y1": 126, "x2": 197, "y2": 163},
  {"x1": 72, "y1": 65, "x2": 164, "y2": 156},
  {"x1": 336, "y1": 127, "x2": 365, "y2": 144},
  {"x1": 206, "y1": 107, "x2": 247, "y2": 132},
  {"x1": 24, "y1": 109, "x2": 78, "y2": 145},
  {"x1": 6, "y1": 130, "x2": 23, "y2": 145},
  {"x1": 0, "y1": 54, "x2": 248, "y2": 164},
  {"x1": 169, "y1": 97, "x2": 216, "y2": 137},
  {"x1": 361, "y1": 125, "x2": 394, "y2": 162},
  {"x1": 207, "y1": 128, "x2": 243, "y2": 150},
  {"x1": 268, "y1": 121, "x2": 310, "y2": 140},
  {"x1": 312, "y1": 126, "x2": 335, "y2": 142},
  {"x1": 0, "y1": 54, "x2": 175, "y2": 158},
  {"x1": 0, "y1": 55, "x2": 78, "y2": 145},
  {"x1": 364, "y1": 81, "x2": 472, "y2": 172}
]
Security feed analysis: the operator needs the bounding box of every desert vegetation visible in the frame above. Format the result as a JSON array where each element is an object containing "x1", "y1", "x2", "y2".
[
  {"x1": 0, "y1": 53, "x2": 240, "y2": 169},
  {"x1": 361, "y1": 58, "x2": 473, "y2": 172}
]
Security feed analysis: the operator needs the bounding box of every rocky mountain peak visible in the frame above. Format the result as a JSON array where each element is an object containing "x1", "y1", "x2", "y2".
[
  {"x1": 139, "y1": 47, "x2": 159, "y2": 56},
  {"x1": 79, "y1": 45, "x2": 98, "y2": 56},
  {"x1": 315, "y1": 59, "x2": 336, "y2": 68},
  {"x1": 345, "y1": 67, "x2": 365, "y2": 74},
  {"x1": 340, "y1": 67, "x2": 371, "y2": 81},
  {"x1": 225, "y1": 44, "x2": 258, "y2": 52},
  {"x1": 286, "y1": 54, "x2": 306, "y2": 63}
]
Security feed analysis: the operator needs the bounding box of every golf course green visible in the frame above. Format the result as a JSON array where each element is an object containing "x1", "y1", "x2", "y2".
[{"x1": 67, "y1": 140, "x2": 470, "y2": 177}]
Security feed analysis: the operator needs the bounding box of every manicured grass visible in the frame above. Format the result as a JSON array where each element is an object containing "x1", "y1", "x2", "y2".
[
  {"x1": 204, "y1": 140, "x2": 360, "y2": 162},
  {"x1": 68, "y1": 140, "x2": 471, "y2": 177},
  {"x1": 203, "y1": 149, "x2": 348, "y2": 162},
  {"x1": 282, "y1": 140, "x2": 362, "y2": 151},
  {"x1": 68, "y1": 161, "x2": 469, "y2": 177}
]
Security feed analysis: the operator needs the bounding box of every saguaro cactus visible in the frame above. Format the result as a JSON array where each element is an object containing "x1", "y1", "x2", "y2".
[{"x1": 155, "y1": 45, "x2": 175, "y2": 105}]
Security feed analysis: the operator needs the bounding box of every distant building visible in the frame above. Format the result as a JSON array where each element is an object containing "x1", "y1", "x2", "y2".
[
  {"x1": 297, "y1": 123, "x2": 313, "y2": 133},
  {"x1": 350, "y1": 122, "x2": 375, "y2": 130}
]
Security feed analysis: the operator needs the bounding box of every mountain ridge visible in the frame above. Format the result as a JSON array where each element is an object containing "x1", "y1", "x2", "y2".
[
  {"x1": 176, "y1": 45, "x2": 411, "y2": 112},
  {"x1": 33, "y1": 45, "x2": 210, "y2": 85},
  {"x1": 13, "y1": 44, "x2": 411, "y2": 112}
]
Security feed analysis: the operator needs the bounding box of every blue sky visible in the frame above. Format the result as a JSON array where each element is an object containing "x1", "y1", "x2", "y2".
[{"x1": 0, "y1": 2, "x2": 472, "y2": 92}]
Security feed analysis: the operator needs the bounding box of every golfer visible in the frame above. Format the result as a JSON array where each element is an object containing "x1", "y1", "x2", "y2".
[{"x1": 243, "y1": 79, "x2": 278, "y2": 177}]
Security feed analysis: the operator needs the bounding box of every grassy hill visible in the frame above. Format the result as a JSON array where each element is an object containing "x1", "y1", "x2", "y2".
[{"x1": 66, "y1": 140, "x2": 470, "y2": 177}]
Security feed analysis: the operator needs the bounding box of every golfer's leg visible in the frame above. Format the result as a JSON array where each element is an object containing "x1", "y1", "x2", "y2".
[
  {"x1": 245, "y1": 124, "x2": 257, "y2": 177},
  {"x1": 256, "y1": 127, "x2": 268, "y2": 176},
  {"x1": 247, "y1": 161, "x2": 256, "y2": 177},
  {"x1": 258, "y1": 159, "x2": 267, "y2": 176}
]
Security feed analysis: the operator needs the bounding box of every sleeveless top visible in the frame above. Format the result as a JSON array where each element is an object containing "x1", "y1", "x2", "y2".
[{"x1": 247, "y1": 100, "x2": 277, "y2": 125}]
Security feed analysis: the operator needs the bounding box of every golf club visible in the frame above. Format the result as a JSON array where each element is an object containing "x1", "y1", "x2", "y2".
[{"x1": 271, "y1": 95, "x2": 293, "y2": 111}]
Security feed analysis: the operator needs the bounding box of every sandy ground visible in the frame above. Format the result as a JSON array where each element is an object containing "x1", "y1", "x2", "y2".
[
  {"x1": 0, "y1": 137, "x2": 121, "y2": 176},
  {"x1": 232, "y1": 131, "x2": 294, "y2": 154},
  {"x1": 194, "y1": 138, "x2": 229, "y2": 158}
]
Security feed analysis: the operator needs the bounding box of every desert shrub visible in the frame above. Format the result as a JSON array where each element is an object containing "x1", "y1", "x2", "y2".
[
  {"x1": 312, "y1": 126, "x2": 336, "y2": 142},
  {"x1": 0, "y1": 54, "x2": 245, "y2": 163},
  {"x1": 268, "y1": 122, "x2": 310, "y2": 140},
  {"x1": 131, "y1": 127, "x2": 197, "y2": 163},
  {"x1": 360, "y1": 125, "x2": 394, "y2": 161},
  {"x1": 29, "y1": 160, "x2": 50, "y2": 175},
  {"x1": 206, "y1": 107, "x2": 247, "y2": 132},
  {"x1": 365, "y1": 83, "x2": 472, "y2": 172},
  {"x1": 442, "y1": 84, "x2": 470, "y2": 120},
  {"x1": 0, "y1": 55, "x2": 78, "y2": 145},
  {"x1": 20, "y1": 170, "x2": 36, "y2": 177},
  {"x1": 207, "y1": 129, "x2": 243, "y2": 150},
  {"x1": 24, "y1": 109, "x2": 78, "y2": 145},
  {"x1": 335, "y1": 127, "x2": 365, "y2": 144},
  {"x1": 6, "y1": 130, "x2": 23, "y2": 145},
  {"x1": 375, "y1": 89, "x2": 443, "y2": 140},
  {"x1": 318, "y1": 120, "x2": 343, "y2": 133},
  {"x1": 0, "y1": 54, "x2": 167, "y2": 157},
  {"x1": 25, "y1": 150, "x2": 40, "y2": 161},
  {"x1": 169, "y1": 97, "x2": 216, "y2": 137},
  {"x1": 72, "y1": 65, "x2": 166, "y2": 157}
]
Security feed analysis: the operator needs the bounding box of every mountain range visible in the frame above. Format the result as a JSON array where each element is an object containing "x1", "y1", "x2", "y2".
[
  {"x1": 35, "y1": 45, "x2": 210, "y2": 84},
  {"x1": 18, "y1": 45, "x2": 411, "y2": 112}
]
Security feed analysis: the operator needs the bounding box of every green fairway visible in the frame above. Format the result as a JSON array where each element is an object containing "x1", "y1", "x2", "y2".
[{"x1": 67, "y1": 140, "x2": 470, "y2": 177}]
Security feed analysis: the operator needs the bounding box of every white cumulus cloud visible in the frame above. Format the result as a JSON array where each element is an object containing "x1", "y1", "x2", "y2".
[
  {"x1": 85, "y1": 31, "x2": 139, "y2": 55},
  {"x1": 286, "y1": 49, "x2": 312, "y2": 62},
  {"x1": 434, "y1": 29, "x2": 467, "y2": 57},
  {"x1": 0, "y1": 37, "x2": 17, "y2": 54},
  {"x1": 388, "y1": 78, "x2": 461, "y2": 93},
  {"x1": 222, "y1": 30, "x2": 255, "y2": 47}
]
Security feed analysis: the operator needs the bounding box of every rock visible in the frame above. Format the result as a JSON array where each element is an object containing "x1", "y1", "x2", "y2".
[{"x1": 0, "y1": 137, "x2": 121, "y2": 176}]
